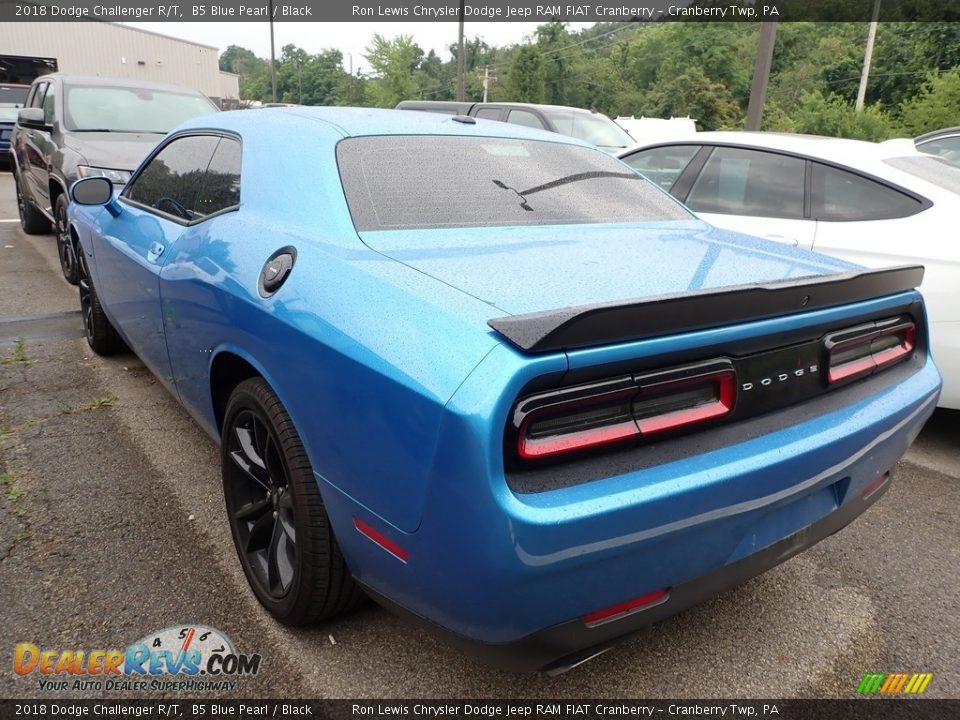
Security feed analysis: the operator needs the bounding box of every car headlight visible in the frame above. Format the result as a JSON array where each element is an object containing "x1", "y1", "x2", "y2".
[{"x1": 77, "y1": 166, "x2": 132, "y2": 184}]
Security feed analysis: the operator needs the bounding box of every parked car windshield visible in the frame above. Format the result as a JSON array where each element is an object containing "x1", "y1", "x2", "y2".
[
  {"x1": 338, "y1": 135, "x2": 690, "y2": 231},
  {"x1": 63, "y1": 84, "x2": 217, "y2": 133},
  {"x1": 542, "y1": 109, "x2": 635, "y2": 150}
]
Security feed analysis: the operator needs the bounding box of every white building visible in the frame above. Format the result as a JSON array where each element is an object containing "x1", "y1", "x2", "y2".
[{"x1": 0, "y1": 22, "x2": 238, "y2": 105}]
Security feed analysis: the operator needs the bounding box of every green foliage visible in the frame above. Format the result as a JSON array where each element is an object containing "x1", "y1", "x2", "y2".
[
  {"x1": 217, "y1": 20, "x2": 959, "y2": 134},
  {"x1": 364, "y1": 34, "x2": 424, "y2": 107},
  {"x1": 507, "y1": 46, "x2": 545, "y2": 103},
  {"x1": 900, "y1": 69, "x2": 960, "y2": 135},
  {"x1": 1, "y1": 336, "x2": 29, "y2": 365},
  {"x1": 790, "y1": 91, "x2": 895, "y2": 141}
]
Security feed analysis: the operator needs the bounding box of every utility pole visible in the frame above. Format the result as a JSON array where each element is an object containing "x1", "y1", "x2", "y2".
[
  {"x1": 746, "y1": 21, "x2": 778, "y2": 131},
  {"x1": 856, "y1": 0, "x2": 883, "y2": 112},
  {"x1": 456, "y1": 0, "x2": 466, "y2": 101},
  {"x1": 481, "y1": 66, "x2": 496, "y2": 102},
  {"x1": 268, "y1": 0, "x2": 278, "y2": 102}
]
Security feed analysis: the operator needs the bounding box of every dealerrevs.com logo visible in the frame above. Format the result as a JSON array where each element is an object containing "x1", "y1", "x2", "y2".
[{"x1": 14, "y1": 625, "x2": 261, "y2": 693}]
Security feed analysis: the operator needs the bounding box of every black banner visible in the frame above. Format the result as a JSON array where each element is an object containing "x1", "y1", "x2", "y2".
[
  {"x1": 1, "y1": 700, "x2": 959, "y2": 720},
  {"x1": 2, "y1": 0, "x2": 960, "y2": 23}
]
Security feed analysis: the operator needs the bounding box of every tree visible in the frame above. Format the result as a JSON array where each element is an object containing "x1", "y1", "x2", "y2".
[
  {"x1": 791, "y1": 91, "x2": 895, "y2": 141},
  {"x1": 363, "y1": 34, "x2": 424, "y2": 107},
  {"x1": 899, "y1": 69, "x2": 960, "y2": 135},
  {"x1": 506, "y1": 46, "x2": 544, "y2": 103},
  {"x1": 645, "y1": 67, "x2": 742, "y2": 130}
]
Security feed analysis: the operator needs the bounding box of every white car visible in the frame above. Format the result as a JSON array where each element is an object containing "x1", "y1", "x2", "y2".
[{"x1": 620, "y1": 131, "x2": 960, "y2": 409}]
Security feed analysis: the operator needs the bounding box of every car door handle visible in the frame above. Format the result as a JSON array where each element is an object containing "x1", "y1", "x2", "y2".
[{"x1": 148, "y1": 242, "x2": 166, "y2": 263}]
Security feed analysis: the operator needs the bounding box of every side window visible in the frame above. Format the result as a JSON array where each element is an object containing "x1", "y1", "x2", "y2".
[
  {"x1": 473, "y1": 107, "x2": 502, "y2": 120},
  {"x1": 811, "y1": 163, "x2": 923, "y2": 221},
  {"x1": 123, "y1": 135, "x2": 220, "y2": 222},
  {"x1": 194, "y1": 137, "x2": 241, "y2": 218},
  {"x1": 507, "y1": 109, "x2": 546, "y2": 130},
  {"x1": 687, "y1": 146, "x2": 805, "y2": 219},
  {"x1": 42, "y1": 82, "x2": 56, "y2": 124},
  {"x1": 27, "y1": 82, "x2": 47, "y2": 109},
  {"x1": 622, "y1": 145, "x2": 701, "y2": 192}
]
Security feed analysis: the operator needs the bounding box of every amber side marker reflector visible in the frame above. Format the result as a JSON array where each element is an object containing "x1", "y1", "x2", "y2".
[
  {"x1": 583, "y1": 588, "x2": 670, "y2": 628},
  {"x1": 354, "y1": 517, "x2": 409, "y2": 563}
]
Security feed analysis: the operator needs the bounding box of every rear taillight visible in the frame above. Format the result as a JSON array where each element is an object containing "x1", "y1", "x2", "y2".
[
  {"x1": 633, "y1": 364, "x2": 736, "y2": 435},
  {"x1": 825, "y1": 316, "x2": 915, "y2": 384},
  {"x1": 514, "y1": 360, "x2": 735, "y2": 461},
  {"x1": 517, "y1": 378, "x2": 640, "y2": 460}
]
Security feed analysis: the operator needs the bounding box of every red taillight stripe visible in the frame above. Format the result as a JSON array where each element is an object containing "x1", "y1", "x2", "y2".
[
  {"x1": 518, "y1": 420, "x2": 639, "y2": 460},
  {"x1": 874, "y1": 326, "x2": 915, "y2": 370},
  {"x1": 635, "y1": 370, "x2": 736, "y2": 435},
  {"x1": 828, "y1": 354, "x2": 877, "y2": 383},
  {"x1": 353, "y1": 517, "x2": 409, "y2": 563},
  {"x1": 582, "y1": 588, "x2": 670, "y2": 627}
]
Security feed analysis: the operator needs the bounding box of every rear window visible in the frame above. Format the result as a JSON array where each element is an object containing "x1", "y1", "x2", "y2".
[
  {"x1": 884, "y1": 155, "x2": 960, "y2": 196},
  {"x1": 337, "y1": 135, "x2": 688, "y2": 232},
  {"x1": 542, "y1": 108, "x2": 634, "y2": 149}
]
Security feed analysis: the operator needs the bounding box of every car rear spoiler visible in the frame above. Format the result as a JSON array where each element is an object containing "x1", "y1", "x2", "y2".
[{"x1": 487, "y1": 265, "x2": 925, "y2": 354}]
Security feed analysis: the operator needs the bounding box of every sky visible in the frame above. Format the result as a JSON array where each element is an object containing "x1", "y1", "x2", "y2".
[{"x1": 126, "y1": 21, "x2": 594, "y2": 74}]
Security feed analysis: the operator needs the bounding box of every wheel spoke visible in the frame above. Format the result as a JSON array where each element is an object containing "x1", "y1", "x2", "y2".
[
  {"x1": 234, "y1": 497, "x2": 271, "y2": 523},
  {"x1": 264, "y1": 434, "x2": 284, "y2": 487},
  {"x1": 235, "y1": 421, "x2": 267, "y2": 470},
  {"x1": 267, "y1": 519, "x2": 281, "y2": 591},
  {"x1": 277, "y1": 504, "x2": 296, "y2": 544},
  {"x1": 276, "y1": 528, "x2": 296, "y2": 591},
  {"x1": 244, "y1": 512, "x2": 273, "y2": 554},
  {"x1": 229, "y1": 449, "x2": 270, "y2": 492},
  {"x1": 268, "y1": 518, "x2": 295, "y2": 593}
]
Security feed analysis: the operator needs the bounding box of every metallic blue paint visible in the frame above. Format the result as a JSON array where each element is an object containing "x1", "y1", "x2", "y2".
[{"x1": 68, "y1": 108, "x2": 940, "y2": 660}]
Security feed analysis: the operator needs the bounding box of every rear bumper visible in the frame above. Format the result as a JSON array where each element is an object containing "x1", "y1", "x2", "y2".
[
  {"x1": 319, "y1": 292, "x2": 940, "y2": 671},
  {"x1": 362, "y1": 470, "x2": 891, "y2": 673}
]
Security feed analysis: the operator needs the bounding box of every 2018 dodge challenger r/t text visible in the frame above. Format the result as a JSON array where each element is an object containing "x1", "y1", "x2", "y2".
[{"x1": 66, "y1": 108, "x2": 941, "y2": 673}]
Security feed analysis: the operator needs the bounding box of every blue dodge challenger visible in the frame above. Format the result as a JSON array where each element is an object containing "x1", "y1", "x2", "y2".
[{"x1": 67, "y1": 108, "x2": 941, "y2": 673}]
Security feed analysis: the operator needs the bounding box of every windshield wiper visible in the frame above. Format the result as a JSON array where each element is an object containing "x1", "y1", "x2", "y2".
[
  {"x1": 492, "y1": 180, "x2": 534, "y2": 212},
  {"x1": 519, "y1": 170, "x2": 640, "y2": 196},
  {"x1": 492, "y1": 171, "x2": 640, "y2": 211}
]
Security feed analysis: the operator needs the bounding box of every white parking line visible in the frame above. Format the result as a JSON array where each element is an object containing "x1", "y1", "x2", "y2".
[{"x1": 0, "y1": 219, "x2": 20, "y2": 223}]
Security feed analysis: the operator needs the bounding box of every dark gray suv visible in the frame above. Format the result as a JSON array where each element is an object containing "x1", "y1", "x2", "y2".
[{"x1": 11, "y1": 74, "x2": 218, "y2": 283}]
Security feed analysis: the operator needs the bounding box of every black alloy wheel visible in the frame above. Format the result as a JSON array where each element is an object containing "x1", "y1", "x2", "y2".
[
  {"x1": 222, "y1": 378, "x2": 363, "y2": 625},
  {"x1": 15, "y1": 171, "x2": 50, "y2": 234},
  {"x1": 76, "y1": 246, "x2": 124, "y2": 355},
  {"x1": 225, "y1": 406, "x2": 299, "y2": 598},
  {"x1": 55, "y1": 194, "x2": 79, "y2": 284}
]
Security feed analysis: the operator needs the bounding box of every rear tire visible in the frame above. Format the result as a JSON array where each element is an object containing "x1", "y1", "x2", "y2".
[
  {"x1": 55, "y1": 193, "x2": 79, "y2": 285},
  {"x1": 222, "y1": 378, "x2": 363, "y2": 625},
  {"x1": 15, "y1": 170, "x2": 50, "y2": 235},
  {"x1": 77, "y1": 245, "x2": 125, "y2": 356}
]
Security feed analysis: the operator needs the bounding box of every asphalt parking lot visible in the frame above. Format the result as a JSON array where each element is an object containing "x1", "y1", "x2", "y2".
[{"x1": 0, "y1": 169, "x2": 957, "y2": 700}]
